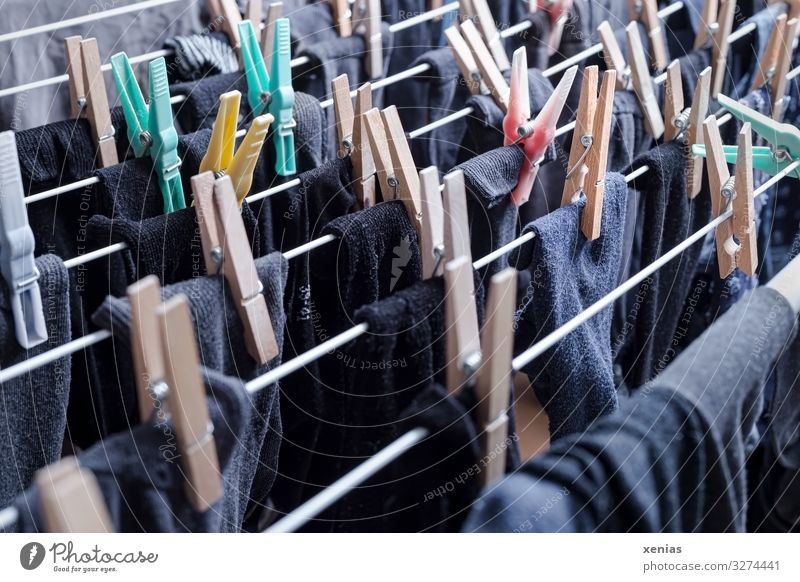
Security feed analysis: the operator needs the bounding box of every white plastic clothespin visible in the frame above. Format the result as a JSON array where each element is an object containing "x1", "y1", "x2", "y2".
[{"x1": 0, "y1": 131, "x2": 47, "y2": 349}]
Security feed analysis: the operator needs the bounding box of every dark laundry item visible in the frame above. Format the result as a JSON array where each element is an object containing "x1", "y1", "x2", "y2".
[
  {"x1": 455, "y1": 145, "x2": 524, "y2": 279},
  {"x1": 613, "y1": 140, "x2": 713, "y2": 389},
  {"x1": 465, "y1": 287, "x2": 798, "y2": 532},
  {"x1": 408, "y1": 47, "x2": 473, "y2": 173},
  {"x1": 266, "y1": 158, "x2": 356, "y2": 519},
  {"x1": 514, "y1": 10, "x2": 551, "y2": 71},
  {"x1": 164, "y1": 31, "x2": 239, "y2": 82},
  {"x1": 10, "y1": 367, "x2": 249, "y2": 533},
  {"x1": 91, "y1": 252, "x2": 287, "y2": 530},
  {"x1": 294, "y1": 24, "x2": 393, "y2": 161},
  {"x1": 509, "y1": 173, "x2": 628, "y2": 440},
  {"x1": 460, "y1": 69, "x2": 556, "y2": 164},
  {"x1": 0, "y1": 256, "x2": 71, "y2": 509},
  {"x1": 726, "y1": 4, "x2": 787, "y2": 100}
]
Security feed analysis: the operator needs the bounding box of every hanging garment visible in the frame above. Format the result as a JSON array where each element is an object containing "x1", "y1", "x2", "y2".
[
  {"x1": 509, "y1": 172, "x2": 628, "y2": 440},
  {"x1": 164, "y1": 32, "x2": 239, "y2": 82},
  {"x1": 0, "y1": 255, "x2": 71, "y2": 508},
  {"x1": 91, "y1": 252, "x2": 287, "y2": 530},
  {"x1": 613, "y1": 140, "x2": 713, "y2": 390},
  {"x1": 465, "y1": 286, "x2": 798, "y2": 532},
  {"x1": 10, "y1": 367, "x2": 250, "y2": 533}
]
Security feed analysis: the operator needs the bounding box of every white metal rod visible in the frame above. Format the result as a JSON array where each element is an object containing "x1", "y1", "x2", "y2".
[
  {"x1": 319, "y1": 63, "x2": 432, "y2": 109},
  {"x1": 246, "y1": 323, "x2": 370, "y2": 394},
  {"x1": 63, "y1": 243, "x2": 128, "y2": 269},
  {"x1": 0, "y1": 0, "x2": 180, "y2": 44},
  {"x1": 512, "y1": 158, "x2": 800, "y2": 371},
  {"x1": 408, "y1": 107, "x2": 475, "y2": 138},
  {"x1": 246, "y1": 178, "x2": 302, "y2": 203},
  {"x1": 0, "y1": 330, "x2": 113, "y2": 385},
  {"x1": 390, "y1": 2, "x2": 459, "y2": 33},
  {"x1": 264, "y1": 427, "x2": 428, "y2": 533},
  {"x1": 24, "y1": 177, "x2": 100, "y2": 204},
  {"x1": 282, "y1": 234, "x2": 337, "y2": 260}
]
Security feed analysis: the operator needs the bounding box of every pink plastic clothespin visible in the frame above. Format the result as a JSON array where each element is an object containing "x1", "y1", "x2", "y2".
[{"x1": 502, "y1": 48, "x2": 577, "y2": 205}]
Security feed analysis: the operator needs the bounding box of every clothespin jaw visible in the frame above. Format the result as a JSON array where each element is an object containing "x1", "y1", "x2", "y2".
[
  {"x1": 111, "y1": 53, "x2": 185, "y2": 213},
  {"x1": 537, "y1": 0, "x2": 570, "y2": 58},
  {"x1": 262, "y1": 3, "x2": 284, "y2": 77},
  {"x1": 208, "y1": 0, "x2": 242, "y2": 48},
  {"x1": 445, "y1": 25, "x2": 486, "y2": 95},
  {"x1": 363, "y1": 107, "x2": 394, "y2": 203},
  {"x1": 474, "y1": 267, "x2": 517, "y2": 486},
  {"x1": 418, "y1": 167, "x2": 446, "y2": 279},
  {"x1": 626, "y1": 23, "x2": 664, "y2": 138},
  {"x1": 712, "y1": 93, "x2": 800, "y2": 177},
  {"x1": 751, "y1": 14, "x2": 786, "y2": 93},
  {"x1": 663, "y1": 60, "x2": 685, "y2": 142},
  {"x1": 246, "y1": 0, "x2": 262, "y2": 29},
  {"x1": 581, "y1": 70, "x2": 616, "y2": 240},
  {"x1": 461, "y1": 19, "x2": 510, "y2": 111},
  {"x1": 127, "y1": 275, "x2": 165, "y2": 422},
  {"x1": 597, "y1": 21, "x2": 629, "y2": 90},
  {"x1": 157, "y1": 294, "x2": 223, "y2": 511},
  {"x1": 332, "y1": 75, "x2": 355, "y2": 160},
  {"x1": 628, "y1": 0, "x2": 668, "y2": 71},
  {"x1": 561, "y1": 66, "x2": 599, "y2": 206},
  {"x1": 382, "y1": 106, "x2": 424, "y2": 237},
  {"x1": 64, "y1": 36, "x2": 118, "y2": 168},
  {"x1": 686, "y1": 67, "x2": 712, "y2": 198},
  {"x1": 464, "y1": 0, "x2": 511, "y2": 71},
  {"x1": 442, "y1": 171, "x2": 472, "y2": 267},
  {"x1": 353, "y1": 83, "x2": 377, "y2": 208},
  {"x1": 731, "y1": 123, "x2": 758, "y2": 276},
  {"x1": 444, "y1": 256, "x2": 482, "y2": 395},
  {"x1": 331, "y1": 0, "x2": 354, "y2": 37},
  {"x1": 192, "y1": 173, "x2": 280, "y2": 364},
  {"x1": 711, "y1": 0, "x2": 736, "y2": 97},
  {"x1": 504, "y1": 49, "x2": 577, "y2": 206},
  {"x1": 0, "y1": 131, "x2": 47, "y2": 349},
  {"x1": 239, "y1": 18, "x2": 296, "y2": 176},
  {"x1": 36, "y1": 458, "x2": 113, "y2": 532},
  {"x1": 694, "y1": 0, "x2": 719, "y2": 49},
  {"x1": 769, "y1": 17, "x2": 799, "y2": 121},
  {"x1": 352, "y1": 0, "x2": 384, "y2": 79}
]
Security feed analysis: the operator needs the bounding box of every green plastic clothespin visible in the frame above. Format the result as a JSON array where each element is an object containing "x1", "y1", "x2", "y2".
[
  {"x1": 239, "y1": 19, "x2": 296, "y2": 176},
  {"x1": 692, "y1": 93, "x2": 800, "y2": 180},
  {"x1": 111, "y1": 53, "x2": 186, "y2": 213}
]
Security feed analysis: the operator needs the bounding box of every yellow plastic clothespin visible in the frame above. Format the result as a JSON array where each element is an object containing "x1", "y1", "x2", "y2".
[{"x1": 199, "y1": 91, "x2": 273, "y2": 205}]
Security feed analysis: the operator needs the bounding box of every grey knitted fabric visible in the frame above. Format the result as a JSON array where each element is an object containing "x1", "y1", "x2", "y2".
[
  {"x1": 510, "y1": 173, "x2": 628, "y2": 440},
  {"x1": 0, "y1": 255, "x2": 71, "y2": 508},
  {"x1": 10, "y1": 367, "x2": 249, "y2": 533},
  {"x1": 91, "y1": 252, "x2": 288, "y2": 531}
]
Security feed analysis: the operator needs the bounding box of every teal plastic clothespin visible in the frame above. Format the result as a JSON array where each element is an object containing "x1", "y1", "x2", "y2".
[
  {"x1": 110, "y1": 53, "x2": 186, "y2": 213},
  {"x1": 692, "y1": 93, "x2": 800, "y2": 179},
  {"x1": 239, "y1": 19, "x2": 296, "y2": 176}
]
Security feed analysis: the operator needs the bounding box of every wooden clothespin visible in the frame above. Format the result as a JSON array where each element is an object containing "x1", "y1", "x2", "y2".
[
  {"x1": 442, "y1": 171, "x2": 472, "y2": 265},
  {"x1": 702, "y1": 116, "x2": 758, "y2": 277},
  {"x1": 208, "y1": 0, "x2": 243, "y2": 48},
  {"x1": 352, "y1": 0, "x2": 384, "y2": 79},
  {"x1": 192, "y1": 173, "x2": 279, "y2": 364},
  {"x1": 127, "y1": 275, "x2": 165, "y2": 422},
  {"x1": 200, "y1": 91, "x2": 273, "y2": 205},
  {"x1": 460, "y1": 0, "x2": 511, "y2": 71},
  {"x1": 751, "y1": 13, "x2": 786, "y2": 92},
  {"x1": 461, "y1": 19, "x2": 511, "y2": 111},
  {"x1": 262, "y1": 3, "x2": 284, "y2": 77},
  {"x1": 246, "y1": 0, "x2": 262, "y2": 29},
  {"x1": 628, "y1": 0, "x2": 668, "y2": 71},
  {"x1": 694, "y1": 0, "x2": 718, "y2": 49},
  {"x1": 37, "y1": 458, "x2": 112, "y2": 532},
  {"x1": 332, "y1": 76, "x2": 377, "y2": 209},
  {"x1": 157, "y1": 294, "x2": 223, "y2": 511},
  {"x1": 331, "y1": 0, "x2": 353, "y2": 37},
  {"x1": 769, "y1": 17, "x2": 799, "y2": 120},
  {"x1": 445, "y1": 25, "x2": 486, "y2": 95},
  {"x1": 686, "y1": 67, "x2": 712, "y2": 198},
  {"x1": 444, "y1": 255, "x2": 482, "y2": 395},
  {"x1": 363, "y1": 106, "x2": 424, "y2": 236},
  {"x1": 563, "y1": 69, "x2": 616, "y2": 240},
  {"x1": 64, "y1": 36, "x2": 118, "y2": 168},
  {"x1": 474, "y1": 267, "x2": 517, "y2": 486},
  {"x1": 626, "y1": 23, "x2": 664, "y2": 138},
  {"x1": 597, "y1": 22, "x2": 627, "y2": 90},
  {"x1": 711, "y1": 0, "x2": 736, "y2": 97},
  {"x1": 418, "y1": 167, "x2": 446, "y2": 279},
  {"x1": 663, "y1": 60, "x2": 684, "y2": 142}
]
